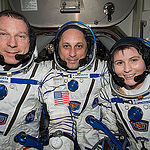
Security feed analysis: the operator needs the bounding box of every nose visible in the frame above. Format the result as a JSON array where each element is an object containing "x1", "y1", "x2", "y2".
[
  {"x1": 124, "y1": 62, "x2": 132, "y2": 72},
  {"x1": 7, "y1": 36, "x2": 17, "y2": 47},
  {"x1": 69, "y1": 47, "x2": 76, "y2": 57}
]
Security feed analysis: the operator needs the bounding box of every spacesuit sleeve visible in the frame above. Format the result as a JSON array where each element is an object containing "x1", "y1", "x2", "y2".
[
  {"x1": 100, "y1": 104, "x2": 118, "y2": 133},
  {"x1": 39, "y1": 72, "x2": 77, "y2": 150},
  {"x1": 98, "y1": 85, "x2": 119, "y2": 134},
  {"x1": 43, "y1": 101, "x2": 76, "y2": 150}
]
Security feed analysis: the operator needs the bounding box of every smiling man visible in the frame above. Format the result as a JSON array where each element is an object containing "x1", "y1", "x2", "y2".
[
  {"x1": 40, "y1": 22, "x2": 109, "y2": 150},
  {"x1": 0, "y1": 10, "x2": 50, "y2": 149},
  {"x1": 0, "y1": 15, "x2": 29, "y2": 65},
  {"x1": 58, "y1": 28, "x2": 87, "y2": 70},
  {"x1": 0, "y1": 16, "x2": 29, "y2": 64}
]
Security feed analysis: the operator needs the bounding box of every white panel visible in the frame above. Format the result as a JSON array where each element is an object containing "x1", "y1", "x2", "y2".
[
  {"x1": 0, "y1": 0, "x2": 1, "y2": 11},
  {"x1": 8, "y1": 0, "x2": 136, "y2": 28},
  {"x1": 118, "y1": 11, "x2": 133, "y2": 36},
  {"x1": 144, "y1": 0, "x2": 150, "y2": 11},
  {"x1": 142, "y1": 11, "x2": 150, "y2": 40}
]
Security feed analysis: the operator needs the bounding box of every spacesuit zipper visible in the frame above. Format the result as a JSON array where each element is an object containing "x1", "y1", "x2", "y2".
[
  {"x1": 141, "y1": 140, "x2": 148, "y2": 150},
  {"x1": 4, "y1": 63, "x2": 39, "y2": 136}
]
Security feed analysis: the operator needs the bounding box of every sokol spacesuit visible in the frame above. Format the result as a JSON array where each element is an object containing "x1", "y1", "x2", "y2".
[
  {"x1": 39, "y1": 21, "x2": 109, "y2": 150},
  {"x1": 98, "y1": 37, "x2": 150, "y2": 150},
  {"x1": 0, "y1": 10, "x2": 50, "y2": 150}
]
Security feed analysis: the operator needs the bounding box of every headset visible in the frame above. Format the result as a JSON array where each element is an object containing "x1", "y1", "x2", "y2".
[
  {"x1": 53, "y1": 21, "x2": 97, "y2": 73},
  {"x1": 107, "y1": 37, "x2": 150, "y2": 87},
  {"x1": 0, "y1": 10, "x2": 36, "y2": 67}
]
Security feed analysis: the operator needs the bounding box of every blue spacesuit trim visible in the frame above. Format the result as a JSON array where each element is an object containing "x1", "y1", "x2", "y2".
[
  {"x1": 131, "y1": 96, "x2": 150, "y2": 104},
  {"x1": 111, "y1": 96, "x2": 150, "y2": 105},
  {"x1": 68, "y1": 106, "x2": 75, "y2": 136},
  {"x1": 92, "y1": 97, "x2": 99, "y2": 108},
  {"x1": 0, "y1": 76, "x2": 39, "y2": 85},
  {"x1": 14, "y1": 132, "x2": 44, "y2": 150},
  {"x1": 0, "y1": 131, "x2": 3, "y2": 134},
  {"x1": 100, "y1": 62, "x2": 109, "y2": 88},
  {"x1": 86, "y1": 115, "x2": 123, "y2": 150},
  {"x1": 43, "y1": 84, "x2": 66, "y2": 95},
  {"x1": 4, "y1": 63, "x2": 39, "y2": 136}
]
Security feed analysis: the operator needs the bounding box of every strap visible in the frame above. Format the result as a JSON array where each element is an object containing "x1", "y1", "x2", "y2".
[
  {"x1": 52, "y1": 60, "x2": 55, "y2": 69},
  {"x1": 49, "y1": 130, "x2": 81, "y2": 150},
  {"x1": 4, "y1": 63, "x2": 39, "y2": 136},
  {"x1": 115, "y1": 103, "x2": 138, "y2": 143},
  {"x1": 78, "y1": 59, "x2": 98, "y2": 116}
]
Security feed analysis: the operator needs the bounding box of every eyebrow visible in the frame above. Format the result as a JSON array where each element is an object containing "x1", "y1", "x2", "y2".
[
  {"x1": 114, "y1": 56, "x2": 141, "y2": 62},
  {"x1": 62, "y1": 41, "x2": 84, "y2": 44},
  {"x1": 17, "y1": 32, "x2": 28, "y2": 35},
  {"x1": 0, "y1": 29, "x2": 28, "y2": 35}
]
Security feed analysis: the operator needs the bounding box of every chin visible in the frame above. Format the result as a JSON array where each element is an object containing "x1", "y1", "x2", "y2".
[
  {"x1": 67, "y1": 64, "x2": 79, "y2": 70},
  {"x1": 6, "y1": 61, "x2": 20, "y2": 65},
  {"x1": 125, "y1": 81, "x2": 136, "y2": 86}
]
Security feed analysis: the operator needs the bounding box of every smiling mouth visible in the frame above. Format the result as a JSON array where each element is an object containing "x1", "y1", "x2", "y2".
[
  {"x1": 124, "y1": 74, "x2": 135, "y2": 78},
  {"x1": 68, "y1": 59, "x2": 77, "y2": 63},
  {"x1": 6, "y1": 51, "x2": 19, "y2": 55}
]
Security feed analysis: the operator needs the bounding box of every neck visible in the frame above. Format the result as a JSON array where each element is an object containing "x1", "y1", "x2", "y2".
[{"x1": 124, "y1": 81, "x2": 145, "y2": 90}]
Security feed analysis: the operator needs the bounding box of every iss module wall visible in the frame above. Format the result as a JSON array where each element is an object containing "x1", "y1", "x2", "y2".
[{"x1": 8, "y1": 0, "x2": 137, "y2": 55}]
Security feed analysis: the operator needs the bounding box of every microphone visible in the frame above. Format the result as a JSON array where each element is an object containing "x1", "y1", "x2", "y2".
[
  {"x1": 57, "y1": 58, "x2": 67, "y2": 69},
  {"x1": 0, "y1": 55, "x2": 4, "y2": 62},
  {"x1": 134, "y1": 71, "x2": 149, "y2": 82},
  {"x1": 0, "y1": 54, "x2": 5, "y2": 65},
  {"x1": 15, "y1": 52, "x2": 32, "y2": 62},
  {"x1": 15, "y1": 54, "x2": 24, "y2": 60},
  {"x1": 113, "y1": 73, "x2": 125, "y2": 87},
  {"x1": 79, "y1": 58, "x2": 87, "y2": 67}
]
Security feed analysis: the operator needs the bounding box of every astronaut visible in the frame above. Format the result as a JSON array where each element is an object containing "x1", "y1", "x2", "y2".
[
  {"x1": 39, "y1": 21, "x2": 109, "y2": 150},
  {"x1": 98, "y1": 37, "x2": 150, "y2": 150},
  {"x1": 0, "y1": 10, "x2": 50, "y2": 149}
]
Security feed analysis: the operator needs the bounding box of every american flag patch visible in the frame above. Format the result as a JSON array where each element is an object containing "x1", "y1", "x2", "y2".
[{"x1": 54, "y1": 91, "x2": 69, "y2": 105}]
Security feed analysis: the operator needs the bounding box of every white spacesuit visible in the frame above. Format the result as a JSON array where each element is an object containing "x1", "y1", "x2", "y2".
[
  {"x1": 40, "y1": 21, "x2": 109, "y2": 150},
  {"x1": 0, "y1": 57, "x2": 51, "y2": 150},
  {"x1": 98, "y1": 37, "x2": 150, "y2": 150},
  {"x1": 0, "y1": 10, "x2": 50, "y2": 150}
]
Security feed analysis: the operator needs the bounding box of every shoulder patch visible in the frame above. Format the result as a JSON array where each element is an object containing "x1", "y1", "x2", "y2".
[
  {"x1": 130, "y1": 120, "x2": 149, "y2": 132},
  {"x1": 0, "y1": 113, "x2": 8, "y2": 125},
  {"x1": 25, "y1": 110, "x2": 36, "y2": 123},
  {"x1": 69, "y1": 101, "x2": 81, "y2": 111}
]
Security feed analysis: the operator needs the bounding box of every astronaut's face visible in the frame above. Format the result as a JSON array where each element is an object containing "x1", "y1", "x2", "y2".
[
  {"x1": 59, "y1": 28, "x2": 87, "y2": 69},
  {"x1": 113, "y1": 47, "x2": 146, "y2": 89},
  {"x1": 0, "y1": 16, "x2": 29, "y2": 64}
]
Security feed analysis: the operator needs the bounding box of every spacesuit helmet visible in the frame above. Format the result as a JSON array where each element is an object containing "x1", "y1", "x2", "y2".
[
  {"x1": 107, "y1": 37, "x2": 150, "y2": 87},
  {"x1": 53, "y1": 21, "x2": 97, "y2": 73},
  {"x1": 0, "y1": 10, "x2": 36, "y2": 65}
]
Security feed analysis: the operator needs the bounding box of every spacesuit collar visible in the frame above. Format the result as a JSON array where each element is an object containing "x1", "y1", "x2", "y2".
[
  {"x1": 54, "y1": 59, "x2": 95, "y2": 73},
  {"x1": 0, "y1": 54, "x2": 34, "y2": 76},
  {"x1": 110, "y1": 75, "x2": 150, "y2": 100}
]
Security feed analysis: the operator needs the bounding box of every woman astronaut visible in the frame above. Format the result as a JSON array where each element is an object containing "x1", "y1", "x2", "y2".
[
  {"x1": 39, "y1": 21, "x2": 109, "y2": 150},
  {"x1": 97, "y1": 37, "x2": 150, "y2": 150}
]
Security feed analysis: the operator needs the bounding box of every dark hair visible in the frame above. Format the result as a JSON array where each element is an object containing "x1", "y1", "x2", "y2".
[
  {"x1": 107, "y1": 37, "x2": 150, "y2": 86},
  {"x1": 53, "y1": 24, "x2": 94, "y2": 70}
]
